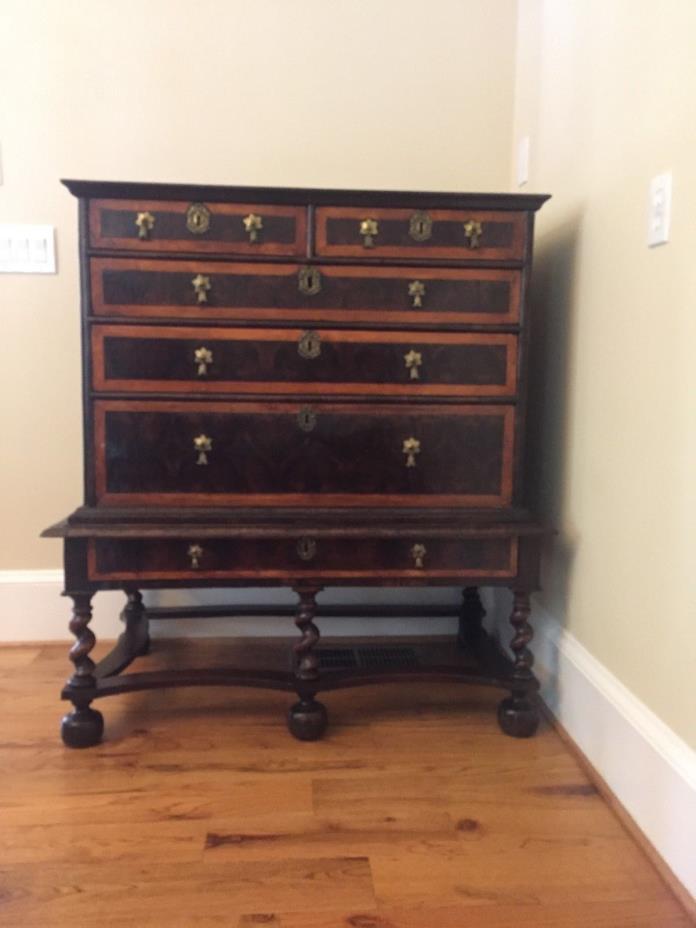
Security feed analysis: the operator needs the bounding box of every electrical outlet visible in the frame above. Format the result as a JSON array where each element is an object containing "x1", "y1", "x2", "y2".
[
  {"x1": 647, "y1": 172, "x2": 672, "y2": 247},
  {"x1": 0, "y1": 224, "x2": 56, "y2": 273},
  {"x1": 517, "y1": 136, "x2": 530, "y2": 187}
]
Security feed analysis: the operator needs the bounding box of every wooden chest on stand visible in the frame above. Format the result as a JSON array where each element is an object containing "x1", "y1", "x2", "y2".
[{"x1": 43, "y1": 180, "x2": 549, "y2": 747}]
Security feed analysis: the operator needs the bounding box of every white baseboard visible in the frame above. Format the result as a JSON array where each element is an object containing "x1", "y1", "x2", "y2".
[
  {"x1": 0, "y1": 570, "x2": 460, "y2": 643},
  {"x1": 486, "y1": 590, "x2": 696, "y2": 902}
]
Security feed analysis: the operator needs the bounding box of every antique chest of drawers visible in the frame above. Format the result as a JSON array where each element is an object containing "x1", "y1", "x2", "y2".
[{"x1": 43, "y1": 180, "x2": 549, "y2": 747}]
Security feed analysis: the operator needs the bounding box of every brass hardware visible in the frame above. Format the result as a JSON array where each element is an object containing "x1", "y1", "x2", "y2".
[
  {"x1": 359, "y1": 217, "x2": 379, "y2": 248},
  {"x1": 463, "y1": 219, "x2": 483, "y2": 248},
  {"x1": 298, "y1": 266, "x2": 322, "y2": 295},
  {"x1": 410, "y1": 543, "x2": 426, "y2": 569},
  {"x1": 187, "y1": 543, "x2": 203, "y2": 569},
  {"x1": 408, "y1": 280, "x2": 425, "y2": 308},
  {"x1": 298, "y1": 330, "x2": 321, "y2": 360},
  {"x1": 194, "y1": 347, "x2": 213, "y2": 376},
  {"x1": 192, "y1": 273, "x2": 211, "y2": 304},
  {"x1": 404, "y1": 349, "x2": 422, "y2": 380},
  {"x1": 193, "y1": 433, "x2": 212, "y2": 465},
  {"x1": 296, "y1": 537, "x2": 317, "y2": 561},
  {"x1": 186, "y1": 203, "x2": 211, "y2": 235},
  {"x1": 135, "y1": 211, "x2": 155, "y2": 240},
  {"x1": 243, "y1": 212, "x2": 263, "y2": 243},
  {"x1": 298, "y1": 406, "x2": 317, "y2": 432},
  {"x1": 409, "y1": 211, "x2": 432, "y2": 242},
  {"x1": 402, "y1": 436, "x2": 421, "y2": 467}
]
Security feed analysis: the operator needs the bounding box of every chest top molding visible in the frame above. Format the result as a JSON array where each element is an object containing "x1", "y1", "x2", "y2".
[{"x1": 62, "y1": 179, "x2": 550, "y2": 212}]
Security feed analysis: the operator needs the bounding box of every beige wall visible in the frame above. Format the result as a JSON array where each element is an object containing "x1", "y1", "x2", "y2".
[
  {"x1": 0, "y1": 0, "x2": 517, "y2": 569},
  {"x1": 512, "y1": 0, "x2": 696, "y2": 746}
]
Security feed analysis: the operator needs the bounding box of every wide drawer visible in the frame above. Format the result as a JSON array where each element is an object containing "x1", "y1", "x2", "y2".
[
  {"x1": 92, "y1": 325, "x2": 518, "y2": 398},
  {"x1": 87, "y1": 536, "x2": 518, "y2": 581},
  {"x1": 91, "y1": 258, "x2": 521, "y2": 326},
  {"x1": 94, "y1": 400, "x2": 514, "y2": 508},
  {"x1": 88, "y1": 199, "x2": 307, "y2": 256},
  {"x1": 316, "y1": 207, "x2": 526, "y2": 261}
]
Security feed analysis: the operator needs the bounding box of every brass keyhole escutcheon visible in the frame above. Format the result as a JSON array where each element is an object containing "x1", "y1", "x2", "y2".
[
  {"x1": 410, "y1": 543, "x2": 426, "y2": 569},
  {"x1": 463, "y1": 219, "x2": 483, "y2": 248},
  {"x1": 188, "y1": 543, "x2": 203, "y2": 569},
  {"x1": 135, "y1": 211, "x2": 155, "y2": 240},
  {"x1": 408, "y1": 280, "x2": 425, "y2": 308},
  {"x1": 404, "y1": 349, "x2": 422, "y2": 380},
  {"x1": 402, "y1": 436, "x2": 421, "y2": 467},
  {"x1": 243, "y1": 213, "x2": 263, "y2": 243},
  {"x1": 359, "y1": 217, "x2": 379, "y2": 248},
  {"x1": 194, "y1": 347, "x2": 213, "y2": 376},
  {"x1": 409, "y1": 211, "x2": 432, "y2": 242},
  {"x1": 186, "y1": 203, "x2": 211, "y2": 235},
  {"x1": 298, "y1": 266, "x2": 322, "y2": 296},
  {"x1": 193, "y1": 433, "x2": 212, "y2": 465},
  {"x1": 296, "y1": 537, "x2": 317, "y2": 561},
  {"x1": 297, "y1": 406, "x2": 317, "y2": 432},
  {"x1": 192, "y1": 273, "x2": 211, "y2": 304},
  {"x1": 298, "y1": 330, "x2": 321, "y2": 360}
]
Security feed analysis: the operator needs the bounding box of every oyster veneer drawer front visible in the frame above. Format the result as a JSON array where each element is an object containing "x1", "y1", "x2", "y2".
[
  {"x1": 92, "y1": 325, "x2": 518, "y2": 398},
  {"x1": 88, "y1": 199, "x2": 307, "y2": 256},
  {"x1": 316, "y1": 207, "x2": 527, "y2": 262},
  {"x1": 87, "y1": 536, "x2": 519, "y2": 582},
  {"x1": 94, "y1": 400, "x2": 514, "y2": 508},
  {"x1": 91, "y1": 259, "x2": 521, "y2": 326}
]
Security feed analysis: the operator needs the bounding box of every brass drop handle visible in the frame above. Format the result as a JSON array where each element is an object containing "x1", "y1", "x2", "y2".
[
  {"x1": 463, "y1": 219, "x2": 483, "y2": 248},
  {"x1": 192, "y1": 273, "x2": 211, "y2": 304},
  {"x1": 408, "y1": 280, "x2": 425, "y2": 308},
  {"x1": 298, "y1": 330, "x2": 321, "y2": 360},
  {"x1": 411, "y1": 543, "x2": 426, "y2": 569},
  {"x1": 193, "y1": 433, "x2": 212, "y2": 465},
  {"x1": 188, "y1": 543, "x2": 203, "y2": 569},
  {"x1": 402, "y1": 436, "x2": 421, "y2": 467},
  {"x1": 194, "y1": 347, "x2": 213, "y2": 376},
  {"x1": 135, "y1": 211, "x2": 155, "y2": 240},
  {"x1": 404, "y1": 350, "x2": 422, "y2": 380},
  {"x1": 360, "y1": 217, "x2": 379, "y2": 248},
  {"x1": 243, "y1": 212, "x2": 263, "y2": 243}
]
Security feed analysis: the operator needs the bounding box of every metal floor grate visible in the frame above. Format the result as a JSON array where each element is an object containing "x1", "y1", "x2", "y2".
[{"x1": 317, "y1": 646, "x2": 420, "y2": 670}]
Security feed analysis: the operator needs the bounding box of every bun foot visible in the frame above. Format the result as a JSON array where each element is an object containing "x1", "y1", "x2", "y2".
[
  {"x1": 61, "y1": 706, "x2": 104, "y2": 748},
  {"x1": 287, "y1": 698, "x2": 328, "y2": 741},
  {"x1": 497, "y1": 697, "x2": 539, "y2": 738}
]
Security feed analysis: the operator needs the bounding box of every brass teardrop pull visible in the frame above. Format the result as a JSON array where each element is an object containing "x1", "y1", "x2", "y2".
[
  {"x1": 408, "y1": 280, "x2": 425, "y2": 308},
  {"x1": 188, "y1": 543, "x2": 203, "y2": 569},
  {"x1": 402, "y1": 437, "x2": 421, "y2": 467},
  {"x1": 359, "y1": 218, "x2": 378, "y2": 248},
  {"x1": 193, "y1": 434, "x2": 212, "y2": 465},
  {"x1": 192, "y1": 273, "x2": 211, "y2": 304},
  {"x1": 135, "y1": 211, "x2": 155, "y2": 240},
  {"x1": 404, "y1": 350, "x2": 422, "y2": 380},
  {"x1": 243, "y1": 213, "x2": 263, "y2": 243},
  {"x1": 410, "y1": 543, "x2": 426, "y2": 569},
  {"x1": 194, "y1": 347, "x2": 213, "y2": 376},
  {"x1": 463, "y1": 219, "x2": 483, "y2": 248}
]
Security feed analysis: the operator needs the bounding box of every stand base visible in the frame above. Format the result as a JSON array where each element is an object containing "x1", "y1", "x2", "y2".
[
  {"x1": 497, "y1": 696, "x2": 539, "y2": 738},
  {"x1": 61, "y1": 706, "x2": 104, "y2": 748},
  {"x1": 287, "y1": 698, "x2": 328, "y2": 741}
]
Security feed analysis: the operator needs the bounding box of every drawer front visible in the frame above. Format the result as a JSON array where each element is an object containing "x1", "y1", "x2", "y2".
[
  {"x1": 89, "y1": 199, "x2": 307, "y2": 256},
  {"x1": 316, "y1": 207, "x2": 526, "y2": 261},
  {"x1": 92, "y1": 325, "x2": 518, "y2": 398},
  {"x1": 88, "y1": 536, "x2": 518, "y2": 581},
  {"x1": 91, "y1": 259, "x2": 521, "y2": 326},
  {"x1": 94, "y1": 400, "x2": 514, "y2": 507}
]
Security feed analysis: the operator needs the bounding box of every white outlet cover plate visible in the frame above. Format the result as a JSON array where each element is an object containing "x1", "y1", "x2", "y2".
[
  {"x1": 647, "y1": 172, "x2": 672, "y2": 247},
  {"x1": 0, "y1": 224, "x2": 56, "y2": 273}
]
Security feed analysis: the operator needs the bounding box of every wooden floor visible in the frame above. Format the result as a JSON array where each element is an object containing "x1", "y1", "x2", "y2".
[{"x1": 0, "y1": 638, "x2": 691, "y2": 928}]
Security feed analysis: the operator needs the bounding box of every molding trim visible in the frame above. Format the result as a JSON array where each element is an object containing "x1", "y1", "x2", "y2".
[{"x1": 487, "y1": 590, "x2": 696, "y2": 905}]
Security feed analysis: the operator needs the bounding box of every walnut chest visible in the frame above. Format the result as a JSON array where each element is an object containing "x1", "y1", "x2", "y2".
[{"x1": 44, "y1": 180, "x2": 549, "y2": 747}]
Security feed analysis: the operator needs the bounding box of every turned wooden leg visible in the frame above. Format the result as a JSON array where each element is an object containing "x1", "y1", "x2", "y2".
[
  {"x1": 498, "y1": 590, "x2": 539, "y2": 738},
  {"x1": 288, "y1": 586, "x2": 327, "y2": 741},
  {"x1": 121, "y1": 588, "x2": 150, "y2": 656},
  {"x1": 61, "y1": 592, "x2": 104, "y2": 748},
  {"x1": 457, "y1": 586, "x2": 486, "y2": 649}
]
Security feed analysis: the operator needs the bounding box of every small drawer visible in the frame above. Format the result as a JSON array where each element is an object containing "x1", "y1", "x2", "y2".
[
  {"x1": 315, "y1": 207, "x2": 526, "y2": 262},
  {"x1": 93, "y1": 399, "x2": 515, "y2": 509},
  {"x1": 91, "y1": 258, "x2": 521, "y2": 326},
  {"x1": 87, "y1": 536, "x2": 518, "y2": 581},
  {"x1": 92, "y1": 324, "x2": 518, "y2": 399},
  {"x1": 88, "y1": 199, "x2": 307, "y2": 256}
]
